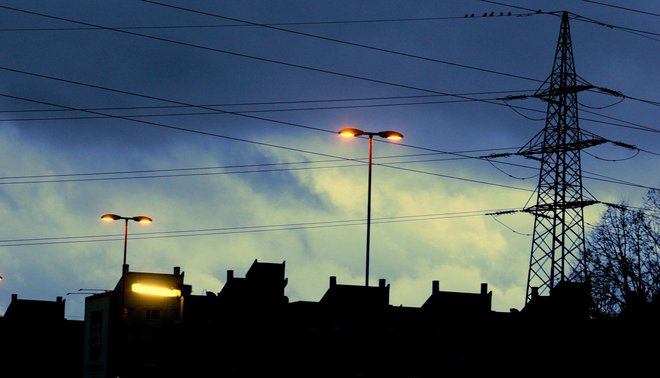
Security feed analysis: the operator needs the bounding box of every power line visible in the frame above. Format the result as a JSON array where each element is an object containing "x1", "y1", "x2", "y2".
[
  {"x1": 0, "y1": 91, "x2": 533, "y2": 122},
  {"x1": 0, "y1": 60, "x2": 532, "y2": 137},
  {"x1": 581, "y1": 0, "x2": 660, "y2": 17},
  {"x1": 142, "y1": 0, "x2": 543, "y2": 84},
  {"x1": 0, "y1": 8, "x2": 653, "y2": 191},
  {"x1": 1, "y1": 78, "x2": 654, "y2": 193},
  {"x1": 0, "y1": 145, "x2": 654, "y2": 191},
  {"x1": 499, "y1": 87, "x2": 660, "y2": 124},
  {"x1": 489, "y1": 214, "x2": 532, "y2": 236},
  {"x1": 0, "y1": 5, "x2": 524, "y2": 102},
  {"x1": 582, "y1": 172, "x2": 658, "y2": 191},
  {"x1": 579, "y1": 108, "x2": 659, "y2": 133},
  {"x1": 0, "y1": 148, "x2": 518, "y2": 181},
  {"x1": 2, "y1": 5, "x2": 657, "y2": 122},
  {"x1": 0, "y1": 89, "x2": 534, "y2": 114},
  {"x1": 569, "y1": 12, "x2": 660, "y2": 41},
  {"x1": 5, "y1": 101, "x2": 655, "y2": 136},
  {"x1": 0, "y1": 5, "x2": 571, "y2": 112},
  {"x1": 481, "y1": 0, "x2": 660, "y2": 41},
  {"x1": 0, "y1": 98, "x2": 490, "y2": 121},
  {"x1": 0, "y1": 90, "x2": 535, "y2": 193},
  {"x1": 635, "y1": 147, "x2": 660, "y2": 157},
  {"x1": 0, "y1": 88, "x2": 513, "y2": 168},
  {"x1": 0, "y1": 207, "x2": 521, "y2": 247},
  {"x1": 0, "y1": 65, "x2": 566, "y2": 191},
  {"x1": 0, "y1": 15, "x2": 483, "y2": 32},
  {"x1": 4, "y1": 200, "x2": 642, "y2": 248},
  {"x1": 3, "y1": 91, "x2": 656, "y2": 135},
  {"x1": 2, "y1": 82, "x2": 655, "y2": 192}
]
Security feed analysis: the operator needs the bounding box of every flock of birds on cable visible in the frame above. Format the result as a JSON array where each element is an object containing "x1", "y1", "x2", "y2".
[{"x1": 465, "y1": 10, "x2": 545, "y2": 17}]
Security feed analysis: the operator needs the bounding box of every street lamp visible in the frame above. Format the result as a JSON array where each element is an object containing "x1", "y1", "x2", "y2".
[
  {"x1": 101, "y1": 213, "x2": 152, "y2": 271},
  {"x1": 338, "y1": 128, "x2": 404, "y2": 286}
]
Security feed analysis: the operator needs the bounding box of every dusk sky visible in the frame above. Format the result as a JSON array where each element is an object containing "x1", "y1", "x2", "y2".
[{"x1": 0, "y1": 0, "x2": 657, "y2": 320}]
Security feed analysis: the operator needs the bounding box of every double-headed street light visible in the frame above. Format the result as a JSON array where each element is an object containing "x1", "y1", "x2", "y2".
[
  {"x1": 101, "y1": 214, "x2": 152, "y2": 271},
  {"x1": 338, "y1": 128, "x2": 404, "y2": 286}
]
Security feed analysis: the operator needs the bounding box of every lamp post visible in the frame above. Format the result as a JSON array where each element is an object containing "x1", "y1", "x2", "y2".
[
  {"x1": 338, "y1": 128, "x2": 404, "y2": 286},
  {"x1": 101, "y1": 213, "x2": 152, "y2": 272},
  {"x1": 101, "y1": 213, "x2": 152, "y2": 376}
]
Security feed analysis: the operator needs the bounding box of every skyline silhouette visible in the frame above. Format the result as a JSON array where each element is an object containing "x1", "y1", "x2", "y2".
[{"x1": 1, "y1": 1, "x2": 657, "y2": 324}]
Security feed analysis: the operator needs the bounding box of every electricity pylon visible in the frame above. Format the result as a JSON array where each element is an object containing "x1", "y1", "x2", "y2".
[{"x1": 518, "y1": 12, "x2": 606, "y2": 303}]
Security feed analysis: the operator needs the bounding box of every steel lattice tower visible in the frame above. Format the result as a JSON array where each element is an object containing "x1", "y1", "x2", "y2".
[{"x1": 520, "y1": 12, "x2": 604, "y2": 304}]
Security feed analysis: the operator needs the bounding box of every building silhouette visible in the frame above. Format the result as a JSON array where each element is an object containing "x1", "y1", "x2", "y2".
[
  {"x1": 1, "y1": 258, "x2": 657, "y2": 377},
  {"x1": 1, "y1": 294, "x2": 84, "y2": 377}
]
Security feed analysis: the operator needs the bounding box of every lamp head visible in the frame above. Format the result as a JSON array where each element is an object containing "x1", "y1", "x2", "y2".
[
  {"x1": 378, "y1": 131, "x2": 404, "y2": 140},
  {"x1": 101, "y1": 213, "x2": 121, "y2": 221},
  {"x1": 338, "y1": 128, "x2": 365, "y2": 138},
  {"x1": 133, "y1": 216, "x2": 153, "y2": 223},
  {"x1": 102, "y1": 214, "x2": 152, "y2": 223}
]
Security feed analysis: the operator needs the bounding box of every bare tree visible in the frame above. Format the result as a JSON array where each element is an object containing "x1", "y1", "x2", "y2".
[{"x1": 584, "y1": 189, "x2": 659, "y2": 317}]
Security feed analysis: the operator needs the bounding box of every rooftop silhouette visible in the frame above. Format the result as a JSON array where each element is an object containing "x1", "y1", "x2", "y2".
[{"x1": 1, "y1": 258, "x2": 657, "y2": 377}]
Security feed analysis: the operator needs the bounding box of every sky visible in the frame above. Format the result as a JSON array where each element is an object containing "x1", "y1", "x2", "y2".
[{"x1": 0, "y1": 0, "x2": 657, "y2": 320}]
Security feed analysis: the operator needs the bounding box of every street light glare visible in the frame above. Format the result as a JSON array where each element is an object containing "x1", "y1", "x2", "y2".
[
  {"x1": 134, "y1": 216, "x2": 153, "y2": 223},
  {"x1": 338, "y1": 128, "x2": 364, "y2": 138},
  {"x1": 101, "y1": 213, "x2": 121, "y2": 221},
  {"x1": 381, "y1": 131, "x2": 404, "y2": 140}
]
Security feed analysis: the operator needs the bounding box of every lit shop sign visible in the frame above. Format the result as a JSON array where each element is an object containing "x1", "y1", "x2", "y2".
[{"x1": 131, "y1": 283, "x2": 181, "y2": 297}]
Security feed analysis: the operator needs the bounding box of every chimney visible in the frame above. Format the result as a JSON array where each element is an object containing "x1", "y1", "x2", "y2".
[
  {"x1": 432, "y1": 280, "x2": 439, "y2": 294},
  {"x1": 379, "y1": 278, "x2": 386, "y2": 288},
  {"x1": 481, "y1": 283, "x2": 488, "y2": 295},
  {"x1": 173, "y1": 266, "x2": 180, "y2": 276},
  {"x1": 56, "y1": 296, "x2": 63, "y2": 303},
  {"x1": 329, "y1": 276, "x2": 337, "y2": 287},
  {"x1": 11, "y1": 293, "x2": 18, "y2": 301},
  {"x1": 227, "y1": 270, "x2": 234, "y2": 281}
]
